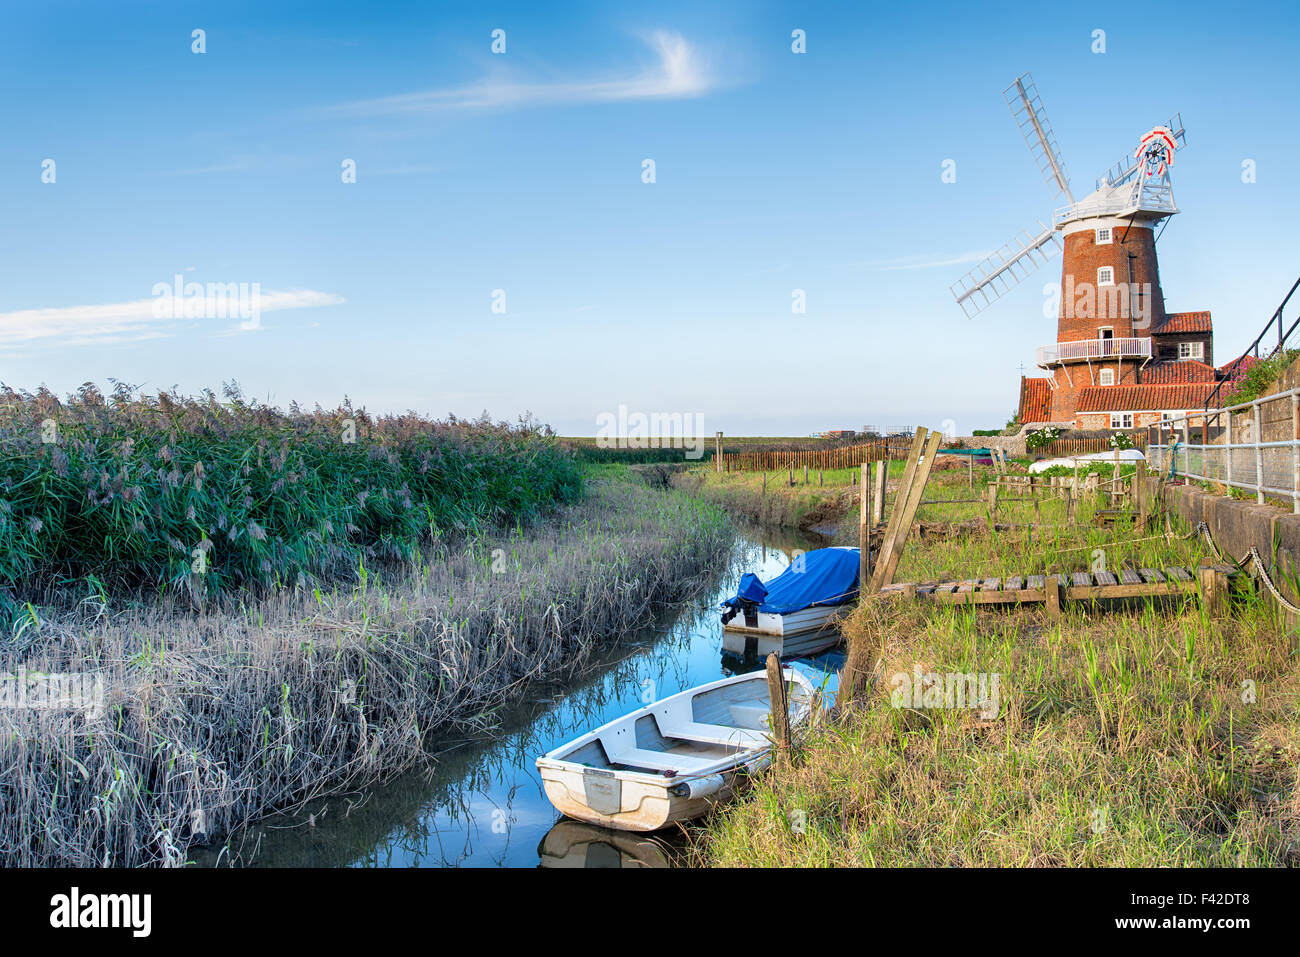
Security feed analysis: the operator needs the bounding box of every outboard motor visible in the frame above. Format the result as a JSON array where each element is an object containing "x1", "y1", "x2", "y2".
[{"x1": 721, "y1": 573, "x2": 768, "y2": 627}]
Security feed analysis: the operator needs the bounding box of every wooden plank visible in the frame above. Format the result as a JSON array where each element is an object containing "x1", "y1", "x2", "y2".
[
  {"x1": 982, "y1": 577, "x2": 1000, "y2": 591},
  {"x1": 868, "y1": 428, "x2": 928, "y2": 593},
  {"x1": 1094, "y1": 570, "x2": 1118, "y2": 587},
  {"x1": 1165, "y1": 566, "x2": 1194, "y2": 582},
  {"x1": 1070, "y1": 571, "x2": 1092, "y2": 587},
  {"x1": 874, "y1": 430, "x2": 945, "y2": 591},
  {"x1": 1005, "y1": 575, "x2": 1024, "y2": 591},
  {"x1": 1027, "y1": 575, "x2": 1045, "y2": 590},
  {"x1": 1139, "y1": 568, "x2": 1165, "y2": 583},
  {"x1": 933, "y1": 588, "x2": 1043, "y2": 606},
  {"x1": 1119, "y1": 569, "x2": 1142, "y2": 585},
  {"x1": 1065, "y1": 582, "x2": 1193, "y2": 600}
]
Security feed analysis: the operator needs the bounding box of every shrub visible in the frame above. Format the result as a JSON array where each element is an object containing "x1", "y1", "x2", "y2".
[{"x1": 1025, "y1": 426, "x2": 1061, "y2": 452}]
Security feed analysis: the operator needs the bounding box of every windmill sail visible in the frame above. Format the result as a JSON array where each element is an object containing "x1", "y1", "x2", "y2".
[
  {"x1": 950, "y1": 224, "x2": 1060, "y2": 319},
  {"x1": 1005, "y1": 73, "x2": 1074, "y2": 204}
]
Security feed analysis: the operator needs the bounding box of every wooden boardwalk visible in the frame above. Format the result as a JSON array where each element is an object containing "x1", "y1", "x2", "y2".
[{"x1": 879, "y1": 563, "x2": 1238, "y2": 617}]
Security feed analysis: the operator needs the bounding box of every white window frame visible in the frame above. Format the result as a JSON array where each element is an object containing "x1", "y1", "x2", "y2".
[
  {"x1": 1110, "y1": 412, "x2": 1134, "y2": 429},
  {"x1": 1177, "y1": 341, "x2": 1205, "y2": 361},
  {"x1": 1097, "y1": 266, "x2": 1115, "y2": 286},
  {"x1": 1096, "y1": 227, "x2": 1112, "y2": 245},
  {"x1": 1097, "y1": 326, "x2": 1113, "y2": 339},
  {"x1": 1098, "y1": 368, "x2": 1115, "y2": 386}
]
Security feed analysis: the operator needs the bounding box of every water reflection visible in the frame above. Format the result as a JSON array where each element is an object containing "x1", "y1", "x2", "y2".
[{"x1": 192, "y1": 523, "x2": 830, "y2": 868}]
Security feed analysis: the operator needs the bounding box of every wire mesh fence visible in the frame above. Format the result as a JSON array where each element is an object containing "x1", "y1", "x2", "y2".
[{"x1": 1146, "y1": 387, "x2": 1300, "y2": 512}]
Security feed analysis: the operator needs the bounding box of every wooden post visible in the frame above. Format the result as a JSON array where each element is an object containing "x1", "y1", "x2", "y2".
[
  {"x1": 715, "y1": 431, "x2": 722, "y2": 473},
  {"x1": 872, "y1": 430, "x2": 944, "y2": 591},
  {"x1": 1046, "y1": 575, "x2": 1061, "y2": 619},
  {"x1": 860, "y1": 463, "x2": 870, "y2": 589},
  {"x1": 987, "y1": 483, "x2": 998, "y2": 522},
  {"x1": 789, "y1": 462, "x2": 794, "y2": 487},
  {"x1": 968, "y1": 453, "x2": 974, "y2": 490},
  {"x1": 868, "y1": 428, "x2": 928, "y2": 593},
  {"x1": 1199, "y1": 565, "x2": 1225, "y2": 618},
  {"x1": 804, "y1": 464, "x2": 809, "y2": 486},
  {"x1": 765, "y1": 653, "x2": 790, "y2": 759},
  {"x1": 1136, "y1": 464, "x2": 1148, "y2": 525},
  {"x1": 819, "y1": 469, "x2": 823, "y2": 486},
  {"x1": 874, "y1": 457, "x2": 887, "y2": 524}
]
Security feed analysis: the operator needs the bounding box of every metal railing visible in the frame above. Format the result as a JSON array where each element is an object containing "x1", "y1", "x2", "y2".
[
  {"x1": 1205, "y1": 273, "x2": 1300, "y2": 410},
  {"x1": 1036, "y1": 336, "x2": 1151, "y2": 365},
  {"x1": 1146, "y1": 386, "x2": 1300, "y2": 513}
]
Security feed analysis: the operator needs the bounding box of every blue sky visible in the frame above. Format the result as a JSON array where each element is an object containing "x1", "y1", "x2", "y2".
[{"x1": 2, "y1": 0, "x2": 1297, "y2": 435}]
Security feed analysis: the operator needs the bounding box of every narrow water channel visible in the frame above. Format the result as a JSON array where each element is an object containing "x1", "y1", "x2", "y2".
[{"x1": 193, "y1": 523, "x2": 837, "y2": 868}]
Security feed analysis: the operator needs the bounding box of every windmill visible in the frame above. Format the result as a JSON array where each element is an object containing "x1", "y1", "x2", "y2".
[
  {"x1": 950, "y1": 73, "x2": 1186, "y2": 320},
  {"x1": 951, "y1": 73, "x2": 1187, "y2": 424}
]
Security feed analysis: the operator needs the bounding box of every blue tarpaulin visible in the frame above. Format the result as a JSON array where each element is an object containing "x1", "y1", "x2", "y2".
[{"x1": 722, "y1": 547, "x2": 860, "y2": 616}]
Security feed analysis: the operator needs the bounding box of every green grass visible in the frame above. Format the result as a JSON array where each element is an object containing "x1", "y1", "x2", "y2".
[{"x1": 695, "y1": 473, "x2": 1300, "y2": 867}]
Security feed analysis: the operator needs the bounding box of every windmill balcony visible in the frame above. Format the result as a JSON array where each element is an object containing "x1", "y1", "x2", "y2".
[{"x1": 1036, "y1": 337, "x2": 1152, "y2": 367}]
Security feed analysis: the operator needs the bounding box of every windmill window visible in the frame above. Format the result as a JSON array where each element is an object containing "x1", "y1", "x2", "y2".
[
  {"x1": 1097, "y1": 266, "x2": 1115, "y2": 286},
  {"x1": 1099, "y1": 368, "x2": 1115, "y2": 386},
  {"x1": 1178, "y1": 341, "x2": 1204, "y2": 361},
  {"x1": 1096, "y1": 227, "x2": 1112, "y2": 245}
]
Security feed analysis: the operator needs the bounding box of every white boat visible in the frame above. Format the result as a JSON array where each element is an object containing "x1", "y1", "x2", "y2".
[
  {"x1": 720, "y1": 546, "x2": 859, "y2": 659},
  {"x1": 536, "y1": 666, "x2": 824, "y2": 832},
  {"x1": 537, "y1": 820, "x2": 673, "y2": 868},
  {"x1": 1028, "y1": 448, "x2": 1145, "y2": 474}
]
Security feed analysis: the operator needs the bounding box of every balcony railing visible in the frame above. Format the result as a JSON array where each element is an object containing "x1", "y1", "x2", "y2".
[{"x1": 1036, "y1": 336, "x2": 1151, "y2": 366}]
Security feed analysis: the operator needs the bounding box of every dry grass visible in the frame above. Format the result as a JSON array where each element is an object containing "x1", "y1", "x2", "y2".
[{"x1": 0, "y1": 475, "x2": 732, "y2": 867}]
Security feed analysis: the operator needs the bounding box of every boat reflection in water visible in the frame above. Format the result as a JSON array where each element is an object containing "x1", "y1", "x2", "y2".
[{"x1": 538, "y1": 820, "x2": 676, "y2": 868}]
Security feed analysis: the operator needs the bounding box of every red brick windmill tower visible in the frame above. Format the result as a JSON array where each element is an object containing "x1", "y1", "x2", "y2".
[{"x1": 950, "y1": 74, "x2": 1186, "y2": 421}]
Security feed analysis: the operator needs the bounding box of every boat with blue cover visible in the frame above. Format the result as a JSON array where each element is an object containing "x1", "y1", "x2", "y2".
[{"x1": 719, "y1": 546, "x2": 859, "y2": 658}]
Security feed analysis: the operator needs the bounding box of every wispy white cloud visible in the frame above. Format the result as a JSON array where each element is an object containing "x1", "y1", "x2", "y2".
[
  {"x1": 0, "y1": 288, "x2": 344, "y2": 347},
  {"x1": 323, "y1": 30, "x2": 715, "y2": 117},
  {"x1": 853, "y1": 250, "x2": 995, "y2": 271}
]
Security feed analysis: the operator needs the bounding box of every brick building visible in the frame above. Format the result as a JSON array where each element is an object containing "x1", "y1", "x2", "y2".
[{"x1": 1017, "y1": 215, "x2": 1229, "y2": 433}]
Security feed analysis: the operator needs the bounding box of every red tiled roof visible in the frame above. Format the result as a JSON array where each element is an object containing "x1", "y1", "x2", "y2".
[
  {"x1": 1152, "y1": 310, "x2": 1212, "y2": 334},
  {"x1": 1076, "y1": 383, "x2": 1220, "y2": 412},
  {"x1": 1140, "y1": 360, "x2": 1217, "y2": 384},
  {"x1": 1018, "y1": 376, "x2": 1052, "y2": 423},
  {"x1": 1219, "y1": 353, "x2": 1261, "y2": 376}
]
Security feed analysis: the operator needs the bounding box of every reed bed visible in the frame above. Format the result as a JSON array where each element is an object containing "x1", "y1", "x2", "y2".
[
  {"x1": 0, "y1": 383, "x2": 582, "y2": 603},
  {"x1": 0, "y1": 473, "x2": 732, "y2": 867}
]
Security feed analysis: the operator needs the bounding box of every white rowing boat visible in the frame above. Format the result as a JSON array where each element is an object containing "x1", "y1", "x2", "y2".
[{"x1": 536, "y1": 666, "x2": 824, "y2": 832}]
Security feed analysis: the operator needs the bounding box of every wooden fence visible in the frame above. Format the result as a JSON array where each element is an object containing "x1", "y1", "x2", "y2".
[
  {"x1": 720, "y1": 437, "x2": 913, "y2": 472},
  {"x1": 1036, "y1": 434, "x2": 1147, "y2": 458}
]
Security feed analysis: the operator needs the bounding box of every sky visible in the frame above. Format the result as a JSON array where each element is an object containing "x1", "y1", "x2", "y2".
[{"x1": 2, "y1": 0, "x2": 1298, "y2": 436}]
